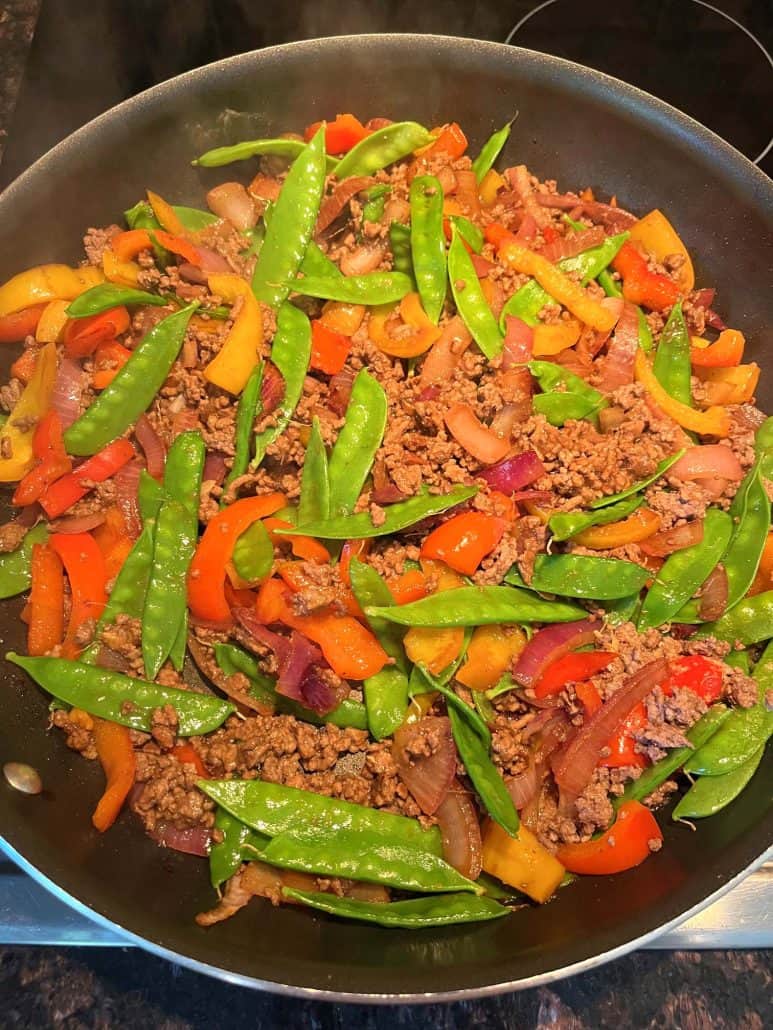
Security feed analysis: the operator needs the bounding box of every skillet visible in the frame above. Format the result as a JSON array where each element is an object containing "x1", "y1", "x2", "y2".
[{"x1": 0, "y1": 34, "x2": 771, "y2": 1002}]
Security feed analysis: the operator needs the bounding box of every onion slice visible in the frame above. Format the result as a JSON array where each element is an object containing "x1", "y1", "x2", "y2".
[
  {"x1": 539, "y1": 226, "x2": 605, "y2": 263},
  {"x1": 477, "y1": 450, "x2": 545, "y2": 494},
  {"x1": 135, "y1": 414, "x2": 166, "y2": 480},
  {"x1": 51, "y1": 358, "x2": 85, "y2": 430},
  {"x1": 698, "y1": 563, "x2": 728, "y2": 621},
  {"x1": 151, "y1": 823, "x2": 212, "y2": 857},
  {"x1": 188, "y1": 632, "x2": 273, "y2": 715},
  {"x1": 513, "y1": 620, "x2": 597, "y2": 689},
  {"x1": 670, "y1": 445, "x2": 743, "y2": 484},
  {"x1": 49, "y1": 512, "x2": 106, "y2": 534},
  {"x1": 640, "y1": 519, "x2": 703, "y2": 557},
  {"x1": 502, "y1": 316, "x2": 533, "y2": 367},
  {"x1": 392, "y1": 716, "x2": 457, "y2": 815},
  {"x1": 113, "y1": 459, "x2": 143, "y2": 540},
  {"x1": 594, "y1": 300, "x2": 638, "y2": 390},
  {"x1": 435, "y1": 780, "x2": 482, "y2": 879},
  {"x1": 316, "y1": 176, "x2": 377, "y2": 234}
]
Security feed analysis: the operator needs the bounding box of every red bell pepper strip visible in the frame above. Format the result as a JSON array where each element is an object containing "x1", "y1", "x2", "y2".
[
  {"x1": 173, "y1": 743, "x2": 208, "y2": 778},
  {"x1": 575, "y1": 680, "x2": 603, "y2": 717},
  {"x1": 690, "y1": 329, "x2": 744, "y2": 368},
  {"x1": 485, "y1": 222, "x2": 517, "y2": 249},
  {"x1": 611, "y1": 242, "x2": 681, "y2": 311},
  {"x1": 39, "y1": 438, "x2": 135, "y2": 519},
  {"x1": 599, "y1": 700, "x2": 649, "y2": 769},
  {"x1": 304, "y1": 113, "x2": 370, "y2": 154},
  {"x1": 63, "y1": 306, "x2": 130, "y2": 358},
  {"x1": 662, "y1": 654, "x2": 723, "y2": 703},
  {"x1": 555, "y1": 800, "x2": 663, "y2": 874},
  {"x1": 263, "y1": 517, "x2": 331, "y2": 565},
  {"x1": 187, "y1": 493, "x2": 286, "y2": 624},
  {"x1": 93, "y1": 506, "x2": 133, "y2": 582},
  {"x1": 27, "y1": 543, "x2": 65, "y2": 656},
  {"x1": 12, "y1": 412, "x2": 72, "y2": 506},
  {"x1": 10, "y1": 348, "x2": 38, "y2": 384},
  {"x1": 0, "y1": 303, "x2": 47, "y2": 343},
  {"x1": 153, "y1": 231, "x2": 202, "y2": 266},
  {"x1": 93, "y1": 340, "x2": 132, "y2": 390},
  {"x1": 418, "y1": 122, "x2": 468, "y2": 159},
  {"x1": 387, "y1": 568, "x2": 430, "y2": 605},
  {"x1": 534, "y1": 651, "x2": 618, "y2": 700},
  {"x1": 310, "y1": 320, "x2": 350, "y2": 375},
  {"x1": 420, "y1": 511, "x2": 506, "y2": 576},
  {"x1": 91, "y1": 717, "x2": 136, "y2": 832},
  {"x1": 49, "y1": 532, "x2": 108, "y2": 658}
]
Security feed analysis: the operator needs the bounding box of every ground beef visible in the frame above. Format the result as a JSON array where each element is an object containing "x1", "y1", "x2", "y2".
[
  {"x1": 98, "y1": 616, "x2": 144, "y2": 677},
  {"x1": 643, "y1": 779, "x2": 679, "y2": 809},
  {"x1": 131, "y1": 751, "x2": 215, "y2": 834},
  {"x1": 83, "y1": 225, "x2": 121, "y2": 265},
  {"x1": 723, "y1": 666, "x2": 759, "y2": 708},
  {"x1": 51, "y1": 709, "x2": 97, "y2": 760},
  {"x1": 150, "y1": 705, "x2": 179, "y2": 750},
  {"x1": 0, "y1": 520, "x2": 27, "y2": 553},
  {"x1": 490, "y1": 715, "x2": 529, "y2": 777},
  {"x1": 286, "y1": 561, "x2": 347, "y2": 616}
]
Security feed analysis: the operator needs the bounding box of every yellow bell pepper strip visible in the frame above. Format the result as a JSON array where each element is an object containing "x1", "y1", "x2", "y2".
[
  {"x1": 628, "y1": 209, "x2": 695, "y2": 293},
  {"x1": 456, "y1": 624, "x2": 527, "y2": 690},
  {"x1": 0, "y1": 264, "x2": 103, "y2": 317},
  {"x1": 690, "y1": 328, "x2": 744, "y2": 368},
  {"x1": 102, "y1": 250, "x2": 141, "y2": 287},
  {"x1": 35, "y1": 300, "x2": 70, "y2": 343},
  {"x1": 203, "y1": 274, "x2": 264, "y2": 394},
  {"x1": 369, "y1": 292, "x2": 441, "y2": 358},
  {"x1": 146, "y1": 189, "x2": 188, "y2": 237},
  {"x1": 0, "y1": 342, "x2": 57, "y2": 481},
  {"x1": 694, "y1": 363, "x2": 760, "y2": 406},
  {"x1": 478, "y1": 169, "x2": 506, "y2": 208},
  {"x1": 574, "y1": 507, "x2": 661, "y2": 549},
  {"x1": 532, "y1": 319, "x2": 581, "y2": 356},
  {"x1": 481, "y1": 819, "x2": 566, "y2": 904},
  {"x1": 496, "y1": 241, "x2": 617, "y2": 332},
  {"x1": 91, "y1": 717, "x2": 136, "y2": 832},
  {"x1": 635, "y1": 350, "x2": 731, "y2": 437},
  {"x1": 404, "y1": 626, "x2": 465, "y2": 676}
]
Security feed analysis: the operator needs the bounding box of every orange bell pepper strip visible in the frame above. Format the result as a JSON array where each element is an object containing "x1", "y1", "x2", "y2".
[
  {"x1": 310, "y1": 320, "x2": 350, "y2": 375},
  {"x1": 111, "y1": 229, "x2": 154, "y2": 263},
  {"x1": 533, "y1": 651, "x2": 618, "y2": 699},
  {"x1": 146, "y1": 190, "x2": 188, "y2": 237},
  {"x1": 50, "y1": 532, "x2": 108, "y2": 658},
  {"x1": 387, "y1": 568, "x2": 430, "y2": 605},
  {"x1": 482, "y1": 820, "x2": 566, "y2": 903},
  {"x1": 749, "y1": 532, "x2": 773, "y2": 596},
  {"x1": 611, "y1": 241, "x2": 681, "y2": 310},
  {"x1": 12, "y1": 412, "x2": 72, "y2": 506},
  {"x1": 263, "y1": 517, "x2": 330, "y2": 564},
  {"x1": 574, "y1": 506, "x2": 661, "y2": 549},
  {"x1": 188, "y1": 493, "x2": 286, "y2": 624},
  {"x1": 370, "y1": 292, "x2": 442, "y2": 360},
  {"x1": 304, "y1": 113, "x2": 370, "y2": 154},
  {"x1": 628, "y1": 209, "x2": 695, "y2": 293},
  {"x1": 154, "y1": 230, "x2": 202, "y2": 267},
  {"x1": 555, "y1": 800, "x2": 663, "y2": 875},
  {"x1": 404, "y1": 625, "x2": 465, "y2": 676},
  {"x1": 10, "y1": 347, "x2": 39, "y2": 384},
  {"x1": 255, "y1": 575, "x2": 288, "y2": 624},
  {"x1": 694, "y1": 363, "x2": 760, "y2": 406},
  {"x1": 91, "y1": 717, "x2": 136, "y2": 832},
  {"x1": 485, "y1": 222, "x2": 517, "y2": 249},
  {"x1": 27, "y1": 543, "x2": 65, "y2": 656},
  {"x1": 416, "y1": 122, "x2": 468, "y2": 159},
  {"x1": 203, "y1": 274, "x2": 264, "y2": 394},
  {"x1": 102, "y1": 251, "x2": 141, "y2": 287},
  {"x1": 63, "y1": 305, "x2": 130, "y2": 359},
  {"x1": 420, "y1": 511, "x2": 506, "y2": 575},
  {"x1": 575, "y1": 680, "x2": 603, "y2": 717},
  {"x1": 39, "y1": 438, "x2": 135, "y2": 519},
  {"x1": 690, "y1": 329, "x2": 744, "y2": 368},
  {"x1": 456, "y1": 623, "x2": 527, "y2": 691},
  {"x1": 35, "y1": 300, "x2": 70, "y2": 344},
  {"x1": 0, "y1": 303, "x2": 47, "y2": 343},
  {"x1": 319, "y1": 300, "x2": 366, "y2": 336},
  {"x1": 93, "y1": 507, "x2": 133, "y2": 581},
  {"x1": 598, "y1": 701, "x2": 649, "y2": 769},
  {"x1": 173, "y1": 742, "x2": 208, "y2": 778},
  {"x1": 532, "y1": 320, "x2": 581, "y2": 357},
  {"x1": 93, "y1": 341, "x2": 132, "y2": 390},
  {"x1": 444, "y1": 403, "x2": 510, "y2": 464},
  {"x1": 635, "y1": 350, "x2": 731, "y2": 437}
]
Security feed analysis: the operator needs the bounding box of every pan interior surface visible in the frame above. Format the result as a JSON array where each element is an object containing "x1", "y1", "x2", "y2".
[{"x1": 0, "y1": 35, "x2": 771, "y2": 1001}]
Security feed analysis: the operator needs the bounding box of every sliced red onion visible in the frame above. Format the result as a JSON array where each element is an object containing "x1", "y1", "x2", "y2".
[
  {"x1": 419, "y1": 316, "x2": 472, "y2": 386},
  {"x1": 392, "y1": 716, "x2": 457, "y2": 816},
  {"x1": 51, "y1": 358, "x2": 85, "y2": 430},
  {"x1": 188, "y1": 633, "x2": 273, "y2": 714},
  {"x1": 178, "y1": 262, "x2": 208, "y2": 285},
  {"x1": 196, "y1": 247, "x2": 232, "y2": 275},
  {"x1": 520, "y1": 709, "x2": 559, "y2": 739},
  {"x1": 478, "y1": 450, "x2": 545, "y2": 494},
  {"x1": 470, "y1": 254, "x2": 495, "y2": 277},
  {"x1": 95, "y1": 646, "x2": 132, "y2": 673},
  {"x1": 435, "y1": 780, "x2": 482, "y2": 880},
  {"x1": 49, "y1": 512, "x2": 106, "y2": 534},
  {"x1": 206, "y1": 183, "x2": 257, "y2": 232},
  {"x1": 113, "y1": 459, "x2": 143, "y2": 539},
  {"x1": 535, "y1": 193, "x2": 582, "y2": 210},
  {"x1": 295, "y1": 664, "x2": 346, "y2": 716},
  {"x1": 328, "y1": 366, "x2": 355, "y2": 415},
  {"x1": 594, "y1": 301, "x2": 639, "y2": 390},
  {"x1": 506, "y1": 166, "x2": 550, "y2": 229},
  {"x1": 513, "y1": 620, "x2": 597, "y2": 689},
  {"x1": 17, "y1": 505, "x2": 42, "y2": 528},
  {"x1": 640, "y1": 520, "x2": 704, "y2": 557},
  {"x1": 316, "y1": 176, "x2": 377, "y2": 234},
  {"x1": 418, "y1": 385, "x2": 441, "y2": 403},
  {"x1": 533, "y1": 710, "x2": 573, "y2": 765},
  {"x1": 171, "y1": 408, "x2": 200, "y2": 439},
  {"x1": 705, "y1": 309, "x2": 727, "y2": 332},
  {"x1": 203, "y1": 451, "x2": 228, "y2": 486},
  {"x1": 670, "y1": 445, "x2": 743, "y2": 484},
  {"x1": 514, "y1": 212, "x2": 538, "y2": 244},
  {"x1": 151, "y1": 823, "x2": 212, "y2": 857},
  {"x1": 261, "y1": 361, "x2": 285, "y2": 415},
  {"x1": 698, "y1": 564, "x2": 728, "y2": 621},
  {"x1": 135, "y1": 414, "x2": 166, "y2": 480},
  {"x1": 507, "y1": 761, "x2": 541, "y2": 810},
  {"x1": 581, "y1": 200, "x2": 638, "y2": 232},
  {"x1": 539, "y1": 226, "x2": 605, "y2": 263},
  {"x1": 510, "y1": 489, "x2": 553, "y2": 505},
  {"x1": 502, "y1": 316, "x2": 533, "y2": 367},
  {"x1": 372, "y1": 460, "x2": 407, "y2": 505},
  {"x1": 276, "y1": 631, "x2": 323, "y2": 699},
  {"x1": 690, "y1": 288, "x2": 715, "y2": 310}
]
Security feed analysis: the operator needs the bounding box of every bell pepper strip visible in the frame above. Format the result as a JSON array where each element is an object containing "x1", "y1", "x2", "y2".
[
  {"x1": 319, "y1": 301, "x2": 366, "y2": 336},
  {"x1": 611, "y1": 241, "x2": 681, "y2": 310},
  {"x1": 35, "y1": 300, "x2": 70, "y2": 344},
  {"x1": 495, "y1": 241, "x2": 617, "y2": 332},
  {"x1": 310, "y1": 320, "x2": 350, "y2": 374},
  {"x1": 27, "y1": 543, "x2": 65, "y2": 656},
  {"x1": 173, "y1": 742, "x2": 208, "y2": 778},
  {"x1": 370, "y1": 293, "x2": 442, "y2": 358},
  {"x1": 49, "y1": 532, "x2": 108, "y2": 658},
  {"x1": 91, "y1": 717, "x2": 136, "y2": 832},
  {"x1": 404, "y1": 625, "x2": 465, "y2": 676},
  {"x1": 444, "y1": 403, "x2": 509, "y2": 464},
  {"x1": 0, "y1": 303, "x2": 47, "y2": 342},
  {"x1": 340, "y1": 538, "x2": 371, "y2": 586},
  {"x1": 599, "y1": 701, "x2": 649, "y2": 769},
  {"x1": 416, "y1": 122, "x2": 468, "y2": 159},
  {"x1": 574, "y1": 506, "x2": 661, "y2": 549},
  {"x1": 532, "y1": 320, "x2": 581, "y2": 356},
  {"x1": 39, "y1": 438, "x2": 135, "y2": 519},
  {"x1": 556, "y1": 800, "x2": 662, "y2": 874},
  {"x1": 263, "y1": 517, "x2": 331, "y2": 564},
  {"x1": 481, "y1": 820, "x2": 565, "y2": 903},
  {"x1": 146, "y1": 190, "x2": 188, "y2": 237},
  {"x1": 694, "y1": 363, "x2": 760, "y2": 406},
  {"x1": 304, "y1": 113, "x2": 370, "y2": 154},
  {"x1": 277, "y1": 561, "x2": 361, "y2": 619},
  {"x1": 749, "y1": 532, "x2": 773, "y2": 596},
  {"x1": 111, "y1": 229, "x2": 154, "y2": 263},
  {"x1": 63, "y1": 305, "x2": 130, "y2": 358},
  {"x1": 188, "y1": 493, "x2": 286, "y2": 624},
  {"x1": 153, "y1": 230, "x2": 201, "y2": 266},
  {"x1": 478, "y1": 169, "x2": 506, "y2": 207},
  {"x1": 627, "y1": 209, "x2": 695, "y2": 293},
  {"x1": 387, "y1": 568, "x2": 430, "y2": 605},
  {"x1": 635, "y1": 350, "x2": 731, "y2": 437},
  {"x1": 93, "y1": 507, "x2": 133, "y2": 582},
  {"x1": 575, "y1": 680, "x2": 603, "y2": 717},
  {"x1": 663, "y1": 654, "x2": 723, "y2": 703},
  {"x1": 255, "y1": 576, "x2": 287, "y2": 624},
  {"x1": 534, "y1": 651, "x2": 618, "y2": 699},
  {"x1": 203, "y1": 274, "x2": 264, "y2": 394},
  {"x1": 690, "y1": 329, "x2": 744, "y2": 368},
  {"x1": 0, "y1": 264, "x2": 104, "y2": 317},
  {"x1": 10, "y1": 348, "x2": 38, "y2": 384},
  {"x1": 456, "y1": 624, "x2": 527, "y2": 691},
  {"x1": 0, "y1": 342, "x2": 57, "y2": 482},
  {"x1": 93, "y1": 341, "x2": 132, "y2": 389},
  {"x1": 420, "y1": 512, "x2": 506, "y2": 575},
  {"x1": 101, "y1": 251, "x2": 141, "y2": 287},
  {"x1": 12, "y1": 412, "x2": 71, "y2": 506}
]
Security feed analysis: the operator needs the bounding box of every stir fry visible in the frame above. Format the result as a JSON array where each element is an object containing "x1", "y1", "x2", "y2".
[{"x1": 0, "y1": 112, "x2": 770, "y2": 930}]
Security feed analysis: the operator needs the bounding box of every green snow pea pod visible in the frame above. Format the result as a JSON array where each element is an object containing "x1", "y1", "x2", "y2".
[
  {"x1": 722, "y1": 460, "x2": 771, "y2": 610},
  {"x1": 472, "y1": 690, "x2": 497, "y2": 727},
  {"x1": 448, "y1": 228, "x2": 503, "y2": 359},
  {"x1": 125, "y1": 200, "x2": 217, "y2": 234},
  {"x1": 193, "y1": 136, "x2": 339, "y2": 172},
  {"x1": 334, "y1": 121, "x2": 433, "y2": 177},
  {"x1": 199, "y1": 778, "x2": 443, "y2": 854},
  {"x1": 615, "y1": 705, "x2": 730, "y2": 808},
  {"x1": 652, "y1": 302, "x2": 691, "y2": 406},
  {"x1": 209, "y1": 808, "x2": 269, "y2": 888},
  {"x1": 530, "y1": 554, "x2": 649, "y2": 599},
  {"x1": 701, "y1": 590, "x2": 773, "y2": 644},
  {"x1": 563, "y1": 213, "x2": 586, "y2": 233},
  {"x1": 297, "y1": 417, "x2": 330, "y2": 525},
  {"x1": 293, "y1": 271, "x2": 412, "y2": 305},
  {"x1": 252, "y1": 302, "x2": 312, "y2": 468},
  {"x1": 589, "y1": 450, "x2": 686, "y2": 509},
  {"x1": 529, "y1": 360, "x2": 607, "y2": 427},
  {"x1": 0, "y1": 524, "x2": 48, "y2": 599},
  {"x1": 164, "y1": 429, "x2": 205, "y2": 515},
  {"x1": 367, "y1": 585, "x2": 586, "y2": 627},
  {"x1": 755, "y1": 415, "x2": 773, "y2": 453},
  {"x1": 327, "y1": 370, "x2": 388, "y2": 516},
  {"x1": 725, "y1": 649, "x2": 750, "y2": 674},
  {"x1": 283, "y1": 888, "x2": 508, "y2": 928},
  {"x1": 389, "y1": 222, "x2": 414, "y2": 279},
  {"x1": 141, "y1": 499, "x2": 194, "y2": 678},
  {"x1": 411, "y1": 663, "x2": 491, "y2": 747},
  {"x1": 637, "y1": 508, "x2": 733, "y2": 630},
  {"x1": 449, "y1": 216, "x2": 484, "y2": 254},
  {"x1": 637, "y1": 308, "x2": 654, "y2": 353},
  {"x1": 597, "y1": 268, "x2": 623, "y2": 299},
  {"x1": 138, "y1": 469, "x2": 164, "y2": 522},
  {"x1": 300, "y1": 240, "x2": 341, "y2": 278},
  {"x1": 64, "y1": 303, "x2": 197, "y2": 455},
  {"x1": 361, "y1": 184, "x2": 391, "y2": 223},
  {"x1": 409, "y1": 175, "x2": 446, "y2": 324},
  {"x1": 66, "y1": 283, "x2": 169, "y2": 318},
  {"x1": 349, "y1": 559, "x2": 407, "y2": 670},
  {"x1": 549, "y1": 494, "x2": 643, "y2": 542},
  {"x1": 603, "y1": 593, "x2": 642, "y2": 626},
  {"x1": 231, "y1": 519, "x2": 274, "y2": 583},
  {"x1": 222, "y1": 363, "x2": 262, "y2": 500},
  {"x1": 251, "y1": 128, "x2": 327, "y2": 309},
  {"x1": 261, "y1": 828, "x2": 478, "y2": 895},
  {"x1": 471, "y1": 121, "x2": 512, "y2": 182},
  {"x1": 7, "y1": 653, "x2": 234, "y2": 735},
  {"x1": 93, "y1": 524, "x2": 155, "y2": 633},
  {"x1": 448, "y1": 706, "x2": 518, "y2": 836},
  {"x1": 283, "y1": 484, "x2": 478, "y2": 540},
  {"x1": 168, "y1": 609, "x2": 188, "y2": 672},
  {"x1": 673, "y1": 745, "x2": 765, "y2": 820}
]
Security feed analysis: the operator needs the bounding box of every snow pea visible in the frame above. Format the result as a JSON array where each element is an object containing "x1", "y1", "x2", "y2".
[
  {"x1": 412, "y1": 663, "x2": 491, "y2": 747},
  {"x1": 334, "y1": 121, "x2": 433, "y2": 178},
  {"x1": 448, "y1": 705, "x2": 518, "y2": 836},
  {"x1": 362, "y1": 184, "x2": 391, "y2": 224},
  {"x1": 449, "y1": 215, "x2": 484, "y2": 254},
  {"x1": 222, "y1": 363, "x2": 262, "y2": 500},
  {"x1": 283, "y1": 484, "x2": 478, "y2": 540},
  {"x1": 756, "y1": 415, "x2": 773, "y2": 453},
  {"x1": 92, "y1": 524, "x2": 154, "y2": 639},
  {"x1": 294, "y1": 271, "x2": 412, "y2": 305},
  {"x1": 722, "y1": 458, "x2": 771, "y2": 610},
  {"x1": 615, "y1": 705, "x2": 730, "y2": 808},
  {"x1": 66, "y1": 283, "x2": 168, "y2": 318},
  {"x1": 448, "y1": 228, "x2": 503, "y2": 359},
  {"x1": 327, "y1": 370, "x2": 387, "y2": 516},
  {"x1": 653, "y1": 302, "x2": 691, "y2": 406},
  {"x1": 673, "y1": 745, "x2": 765, "y2": 820},
  {"x1": 64, "y1": 303, "x2": 197, "y2": 456},
  {"x1": 0, "y1": 524, "x2": 47, "y2": 599},
  {"x1": 597, "y1": 268, "x2": 622, "y2": 299},
  {"x1": 725, "y1": 649, "x2": 750, "y2": 674},
  {"x1": 410, "y1": 175, "x2": 446, "y2": 324},
  {"x1": 471, "y1": 121, "x2": 512, "y2": 182},
  {"x1": 251, "y1": 302, "x2": 311, "y2": 468},
  {"x1": 531, "y1": 554, "x2": 650, "y2": 599},
  {"x1": 297, "y1": 417, "x2": 330, "y2": 525},
  {"x1": 563, "y1": 213, "x2": 586, "y2": 233},
  {"x1": 261, "y1": 827, "x2": 478, "y2": 894},
  {"x1": 193, "y1": 136, "x2": 339, "y2": 171},
  {"x1": 389, "y1": 222, "x2": 414, "y2": 279},
  {"x1": 499, "y1": 232, "x2": 629, "y2": 329},
  {"x1": 138, "y1": 469, "x2": 164, "y2": 522},
  {"x1": 529, "y1": 360, "x2": 607, "y2": 427},
  {"x1": 251, "y1": 128, "x2": 327, "y2": 309},
  {"x1": 232, "y1": 519, "x2": 273, "y2": 583},
  {"x1": 699, "y1": 590, "x2": 773, "y2": 645},
  {"x1": 7, "y1": 653, "x2": 234, "y2": 734},
  {"x1": 603, "y1": 592, "x2": 641, "y2": 626},
  {"x1": 349, "y1": 559, "x2": 407, "y2": 670},
  {"x1": 637, "y1": 508, "x2": 733, "y2": 630},
  {"x1": 213, "y1": 641, "x2": 275, "y2": 709},
  {"x1": 283, "y1": 888, "x2": 508, "y2": 928},
  {"x1": 367, "y1": 585, "x2": 586, "y2": 627},
  {"x1": 209, "y1": 808, "x2": 269, "y2": 889},
  {"x1": 589, "y1": 449, "x2": 686, "y2": 509},
  {"x1": 169, "y1": 610, "x2": 188, "y2": 672},
  {"x1": 637, "y1": 308, "x2": 654, "y2": 352},
  {"x1": 301, "y1": 240, "x2": 341, "y2": 279},
  {"x1": 549, "y1": 494, "x2": 643, "y2": 542},
  {"x1": 199, "y1": 778, "x2": 443, "y2": 854}
]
